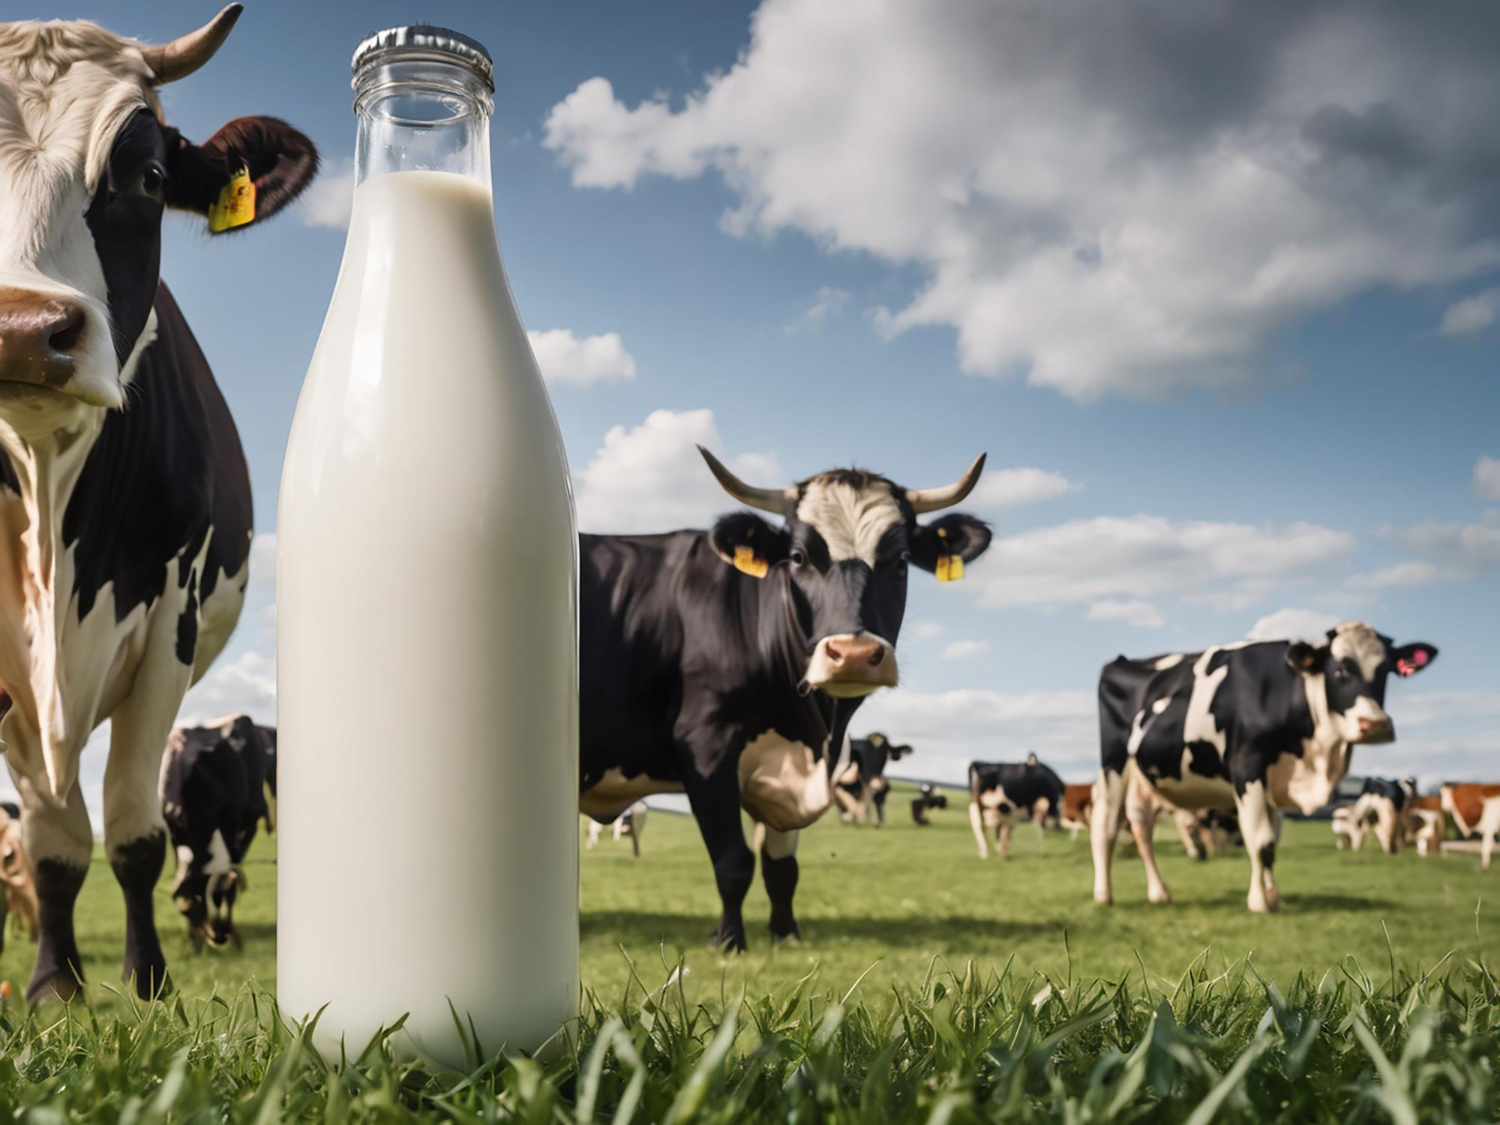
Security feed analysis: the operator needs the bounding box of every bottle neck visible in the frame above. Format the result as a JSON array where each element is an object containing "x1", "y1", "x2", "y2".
[{"x1": 353, "y1": 58, "x2": 492, "y2": 190}]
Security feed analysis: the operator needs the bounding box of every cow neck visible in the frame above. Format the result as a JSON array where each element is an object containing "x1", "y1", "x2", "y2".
[
  {"x1": 761, "y1": 565, "x2": 833, "y2": 754},
  {"x1": 0, "y1": 407, "x2": 105, "y2": 795}
]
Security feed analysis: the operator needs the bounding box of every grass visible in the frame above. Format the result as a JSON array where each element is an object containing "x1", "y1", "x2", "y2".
[{"x1": 1, "y1": 780, "x2": 1498, "y2": 1120}]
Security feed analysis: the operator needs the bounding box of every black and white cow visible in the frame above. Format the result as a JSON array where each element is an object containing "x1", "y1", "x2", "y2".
[
  {"x1": 835, "y1": 732, "x2": 913, "y2": 826},
  {"x1": 911, "y1": 782, "x2": 948, "y2": 825},
  {"x1": 967, "y1": 755, "x2": 1064, "y2": 859},
  {"x1": 159, "y1": 713, "x2": 275, "y2": 948},
  {"x1": 0, "y1": 7, "x2": 315, "y2": 998},
  {"x1": 1092, "y1": 622, "x2": 1437, "y2": 912},
  {"x1": 1349, "y1": 776, "x2": 1417, "y2": 855},
  {"x1": 578, "y1": 449, "x2": 991, "y2": 949}
]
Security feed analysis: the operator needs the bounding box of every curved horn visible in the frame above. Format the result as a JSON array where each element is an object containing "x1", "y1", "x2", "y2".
[
  {"x1": 905, "y1": 453, "x2": 987, "y2": 514},
  {"x1": 697, "y1": 445, "x2": 795, "y2": 514},
  {"x1": 139, "y1": 4, "x2": 243, "y2": 85}
]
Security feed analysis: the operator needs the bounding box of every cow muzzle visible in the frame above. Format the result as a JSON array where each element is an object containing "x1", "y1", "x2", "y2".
[
  {"x1": 804, "y1": 632, "x2": 897, "y2": 698},
  {"x1": 0, "y1": 289, "x2": 86, "y2": 392}
]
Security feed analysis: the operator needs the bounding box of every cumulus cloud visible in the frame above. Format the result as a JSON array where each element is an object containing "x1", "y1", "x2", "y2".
[
  {"x1": 574, "y1": 408, "x2": 782, "y2": 533},
  {"x1": 968, "y1": 513, "x2": 1354, "y2": 614},
  {"x1": 1086, "y1": 599, "x2": 1165, "y2": 629},
  {"x1": 1475, "y1": 456, "x2": 1500, "y2": 501},
  {"x1": 910, "y1": 620, "x2": 945, "y2": 640},
  {"x1": 528, "y1": 329, "x2": 637, "y2": 387},
  {"x1": 1348, "y1": 561, "x2": 1443, "y2": 590},
  {"x1": 1440, "y1": 287, "x2": 1500, "y2": 335},
  {"x1": 179, "y1": 650, "x2": 277, "y2": 728},
  {"x1": 299, "y1": 160, "x2": 355, "y2": 230},
  {"x1": 968, "y1": 468, "x2": 1082, "y2": 510},
  {"x1": 544, "y1": 1, "x2": 1500, "y2": 401},
  {"x1": 1377, "y1": 512, "x2": 1500, "y2": 582},
  {"x1": 786, "y1": 287, "x2": 851, "y2": 333},
  {"x1": 1245, "y1": 607, "x2": 1340, "y2": 643},
  {"x1": 857, "y1": 688, "x2": 1097, "y2": 784},
  {"x1": 941, "y1": 639, "x2": 991, "y2": 661}
]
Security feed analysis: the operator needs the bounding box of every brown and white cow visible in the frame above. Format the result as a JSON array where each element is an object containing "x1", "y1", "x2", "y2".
[
  {"x1": 0, "y1": 805, "x2": 38, "y2": 950},
  {"x1": 0, "y1": 7, "x2": 315, "y2": 999},
  {"x1": 1441, "y1": 784, "x2": 1500, "y2": 871}
]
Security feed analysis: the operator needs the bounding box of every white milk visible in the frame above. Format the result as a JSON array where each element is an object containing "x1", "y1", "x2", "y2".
[{"x1": 277, "y1": 168, "x2": 578, "y2": 1065}]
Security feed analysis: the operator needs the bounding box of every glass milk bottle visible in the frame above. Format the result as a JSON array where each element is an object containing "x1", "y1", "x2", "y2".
[{"x1": 277, "y1": 26, "x2": 578, "y2": 1065}]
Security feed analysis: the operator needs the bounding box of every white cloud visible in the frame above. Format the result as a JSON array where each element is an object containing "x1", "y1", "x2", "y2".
[
  {"x1": 1379, "y1": 512, "x2": 1500, "y2": 582},
  {"x1": 573, "y1": 408, "x2": 782, "y2": 533},
  {"x1": 299, "y1": 160, "x2": 355, "y2": 230},
  {"x1": 1086, "y1": 599, "x2": 1165, "y2": 629},
  {"x1": 941, "y1": 639, "x2": 991, "y2": 661},
  {"x1": 1475, "y1": 456, "x2": 1500, "y2": 501},
  {"x1": 969, "y1": 513, "x2": 1354, "y2": 614},
  {"x1": 910, "y1": 620, "x2": 944, "y2": 640},
  {"x1": 1348, "y1": 561, "x2": 1443, "y2": 590},
  {"x1": 544, "y1": 2, "x2": 1500, "y2": 401},
  {"x1": 1440, "y1": 287, "x2": 1500, "y2": 335},
  {"x1": 1245, "y1": 607, "x2": 1340, "y2": 643},
  {"x1": 179, "y1": 650, "x2": 277, "y2": 728},
  {"x1": 527, "y1": 328, "x2": 638, "y2": 387},
  {"x1": 858, "y1": 688, "x2": 1097, "y2": 784},
  {"x1": 968, "y1": 467, "x2": 1082, "y2": 510},
  {"x1": 786, "y1": 287, "x2": 851, "y2": 333}
]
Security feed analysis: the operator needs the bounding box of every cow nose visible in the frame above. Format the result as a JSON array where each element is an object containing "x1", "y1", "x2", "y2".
[
  {"x1": 825, "y1": 636, "x2": 885, "y2": 668},
  {"x1": 0, "y1": 289, "x2": 87, "y2": 388}
]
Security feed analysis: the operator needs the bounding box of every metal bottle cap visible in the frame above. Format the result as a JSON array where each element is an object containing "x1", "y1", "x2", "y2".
[{"x1": 351, "y1": 25, "x2": 494, "y2": 90}]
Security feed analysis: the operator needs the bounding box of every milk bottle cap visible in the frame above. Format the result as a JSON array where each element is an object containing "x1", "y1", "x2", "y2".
[{"x1": 351, "y1": 25, "x2": 494, "y2": 89}]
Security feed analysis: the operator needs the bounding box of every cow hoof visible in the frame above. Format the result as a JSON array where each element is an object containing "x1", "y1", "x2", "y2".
[
  {"x1": 769, "y1": 921, "x2": 802, "y2": 943},
  {"x1": 1093, "y1": 891, "x2": 1113, "y2": 906},
  {"x1": 26, "y1": 970, "x2": 81, "y2": 1004},
  {"x1": 709, "y1": 926, "x2": 747, "y2": 954},
  {"x1": 1148, "y1": 888, "x2": 1172, "y2": 905},
  {"x1": 125, "y1": 964, "x2": 171, "y2": 1000}
]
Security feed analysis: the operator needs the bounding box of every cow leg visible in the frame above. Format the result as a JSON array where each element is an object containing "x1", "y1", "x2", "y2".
[
  {"x1": 17, "y1": 780, "x2": 92, "y2": 1002},
  {"x1": 968, "y1": 800, "x2": 991, "y2": 859},
  {"x1": 1479, "y1": 802, "x2": 1500, "y2": 873},
  {"x1": 998, "y1": 820, "x2": 1013, "y2": 860},
  {"x1": 1175, "y1": 812, "x2": 1206, "y2": 862},
  {"x1": 1091, "y1": 770, "x2": 1126, "y2": 905},
  {"x1": 760, "y1": 826, "x2": 801, "y2": 940},
  {"x1": 1236, "y1": 780, "x2": 1278, "y2": 913},
  {"x1": 682, "y1": 767, "x2": 755, "y2": 952},
  {"x1": 103, "y1": 685, "x2": 186, "y2": 998},
  {"x1": 1126, "y1": 784, "x2": 1171, "y2": 905},
  {"x1": 873, "y1": 785, "x2": 888, "y2": 827}
]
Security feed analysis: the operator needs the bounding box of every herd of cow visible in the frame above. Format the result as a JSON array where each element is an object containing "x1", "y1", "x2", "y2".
[{"x1": 0, "y1": 7, "x2": 1494, "y2": 1005}]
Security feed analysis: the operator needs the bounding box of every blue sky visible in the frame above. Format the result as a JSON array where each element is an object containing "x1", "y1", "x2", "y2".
[{"x1": 22, "y1": 0, "x2": 1500, "y2": 807}]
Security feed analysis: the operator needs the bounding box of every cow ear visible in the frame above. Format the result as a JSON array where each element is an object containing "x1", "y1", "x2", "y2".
[
  {"x1": 1286, "y1": 641, "x2": 1328, "y2": 672},
  {"x1": 1392, "y1": 642, "x2": 1437, "y2": 677},
  {"x1": 710, "y1": 512, "x2": 788, "y2": 579},
  {"x1": 911, "y1": 513, "x2": 991, "y2": 581},
  {"x1": 893, "y1": 744, "x2": 913, "y2": 759},
  {"x1": 166, "y1": 117, "x2": 318, "y2": 234}
]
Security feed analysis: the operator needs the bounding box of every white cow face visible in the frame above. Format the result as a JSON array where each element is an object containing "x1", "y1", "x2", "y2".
[{"x1": 1287, "y1": 621, "x2": 1438, "y2": 745}]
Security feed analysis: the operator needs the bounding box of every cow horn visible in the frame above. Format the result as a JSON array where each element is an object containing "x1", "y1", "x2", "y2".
[
  {"x1": 697, "y1": 446, "x2": 796, "y2": 514},
  {"x1": 139, "y1": 4, "x2": 243, "y2": 85},
  {"x1": 905, "y1": 453, "x2": 987, "y2": 514}
]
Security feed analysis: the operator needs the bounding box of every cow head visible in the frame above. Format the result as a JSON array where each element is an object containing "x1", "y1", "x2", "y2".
[
  {"x1": 699, "y1": 447, "x2": 992, "y2": 698},
  {"x1": 0, "y1": 6, "x2": 316, "y2": 436},
  {"x1": 1286, "y1": 621, "x2": 1437, "y2": 745}
]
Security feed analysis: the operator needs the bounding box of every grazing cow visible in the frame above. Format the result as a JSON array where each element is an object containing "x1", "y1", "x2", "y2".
[
  {"x1": 578, "y1": 449, "x2": 992, "y2": 949},
  {"x1": 159, "y1": 714, "x2": 275, "y2": 948},
  {"x1": 910, "y1": 783, "x2": 947, "y2": 825},
  {"x1": 1331, "y1": 805, "x2": 1363, "y2": 850},
  {"x1": 0, "y1": 8, "x2": 315, "y2": 998},
  {"x1": 835, "y1": 732, "x2": 913, "y2": 826},
  {"x1": 0, "y1": 806, "x2": 38, "y2": 951},
  {"x1": 1093, "y1": 622, "x2": 1437, "y2": 912},
  {"x1": 1441, "y1": 783, "x2": 1500, "y2": 871},
  {"x1": 967, "y1": 755, "x2": 1064, "y2": 859},
  {"x1": 585, "y1": 800, "x2": 648, "y2": 858},
  {"x1": 1059, "y1": 783, "x2": 1093, "y2": 839},
  {"x1": 1350, "y1": 777, "x2": 1417, "y2": 855}
]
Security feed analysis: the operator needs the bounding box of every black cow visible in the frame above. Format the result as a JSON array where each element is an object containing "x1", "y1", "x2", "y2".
[
  {"x1": 835, "y1": 732, "x2": 913, "y2": 826},
  {"x1": 911, "y1": 783, "x2": 948, "y2": 825},
  {"x1": 0, "y1": 7, "x2": 315, "y2": 998},
  {"x1": 578, "y1": 448, "x2": 992, "y2": 949},
  {"x1": 1092, "y1": 622, "x2": 1437, "y2": 912},
  {"x1": 967, "y1": 755, "x2": 1064, "y2": 859},
  {"x1": 1350, "y1": 776, "x2": 1417, "y2": 855},
  {"x1": 160, "y1": 714, "x2": 276, "y2": 947}
]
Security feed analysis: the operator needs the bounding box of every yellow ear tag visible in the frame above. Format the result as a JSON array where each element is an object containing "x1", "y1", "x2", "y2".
[
  {"x1": 733, "y1": 545, "x2": 768, "y2": 579},
  {"x1": 208, "y1": 164, "x2": 256, "y2": 233},
  {"x1": 935, "y1": 555, "x2": 951, "y2": 582},
  {"x1": 948, "y1": 556, "x2": 965, "y2": 581}
]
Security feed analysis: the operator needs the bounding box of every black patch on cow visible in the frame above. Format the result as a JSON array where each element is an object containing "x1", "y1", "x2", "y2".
[
  {"x1": 761, "y1": 850, "x2": 800, "y2": 940},
  {"x1": 176, "y1": 569, "x2": 199, "y2": 665},
  {"x1": 1186, "y1": 741, "x2": 1222, "y2": 777},
  {"x1": 27, "y1": 858, "x2": 88, "y2": 1002},
  {"x1": 110, "y1": 830, "x2": 168, "y2": 998},
  {"x1": 1259, "y1": 842, "x2": 1276, "y2": 872}
]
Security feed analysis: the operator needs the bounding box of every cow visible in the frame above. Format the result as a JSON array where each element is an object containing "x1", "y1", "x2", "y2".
[
  {"x1": 0, "y1": 7, "x2": 317, "y2": 998},
  {"x1": 1092, "y1": 622, "x2": 1437, "y2": 912},
  {"x1": 967, "y1": 755, "x2": 1064, "y2": 859},
  {"x1": 834, "y1": 732, "x2": 913, "y2": 826},
  {"x1": 0, "y1": 805, "x2": 38, "y2": 951},
  {"x1": 585, "y1": 800, "x2": 648, "y2": 858},
  {"x1": 1407, "y1": 801, "x2": 1444, "y2": 857},
  {"x1": 578, "y1": 448, "x2": 992, "y2": 950},
  {"x1": 159, "y1": 714, "x2": 275, "y2": 948},
  {"x1": 1440, "y1": 783, "x2": 1500, "y2": 871},
  {"x1": 1350, "y1": 777, "x2": 1417, "y2": 855},
  {"x1": 1059, "y1": 783, "x2": 1093, "y2": 839},
  {"x1": 911, "y1": 782, "x2": 948, "y2": 825},
  {"x1": 1331, "y1": 805, "x2": 1363, "y2": 850}
]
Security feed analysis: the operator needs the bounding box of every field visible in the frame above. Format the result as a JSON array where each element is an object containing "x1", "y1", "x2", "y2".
[{"x1": 1, "y1": 781, "x2": 1498, "y2": 1120}]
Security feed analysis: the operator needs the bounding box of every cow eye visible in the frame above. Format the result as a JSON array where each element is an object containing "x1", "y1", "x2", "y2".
[
  {"x1": 790, "y1": 548, "x2": 807, "y2": 567},
  {"x1": 137, "y1": 163, "x2": 165, "y2": 198}
]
